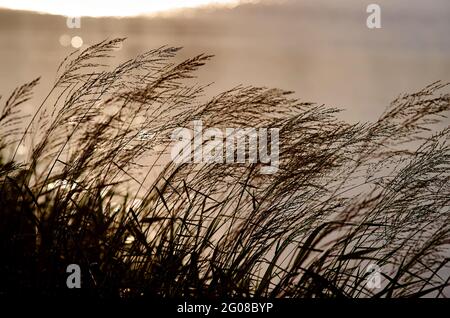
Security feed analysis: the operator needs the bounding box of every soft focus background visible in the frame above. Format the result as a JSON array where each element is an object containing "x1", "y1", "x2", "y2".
[{"x1": 0, "y1": 0, "x2": 449, "y2": 122}]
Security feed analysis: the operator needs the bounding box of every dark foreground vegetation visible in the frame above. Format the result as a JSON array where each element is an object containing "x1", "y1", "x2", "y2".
[{"x1": 1, "y1": 39, "x2": 449, "y2": 298}]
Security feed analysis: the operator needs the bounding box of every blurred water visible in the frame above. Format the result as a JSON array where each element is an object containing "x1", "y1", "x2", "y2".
[{"x1": 0, "y1": 0, "x2": 449, "y2": 123}]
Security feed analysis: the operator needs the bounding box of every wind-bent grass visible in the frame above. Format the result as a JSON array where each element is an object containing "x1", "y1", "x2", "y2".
[{"x1": 0, "y1": 39, "x2": 449, "y2": 298}]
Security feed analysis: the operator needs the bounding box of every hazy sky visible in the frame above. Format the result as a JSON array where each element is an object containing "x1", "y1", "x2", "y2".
[{"x1": 0, "y1": 0, "x2": 260, "y2": 17}]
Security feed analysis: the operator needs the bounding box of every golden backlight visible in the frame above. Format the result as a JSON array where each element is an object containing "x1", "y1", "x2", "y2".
[{"x1": 0, "y1": 0, "x2": 257, "y2": 17}]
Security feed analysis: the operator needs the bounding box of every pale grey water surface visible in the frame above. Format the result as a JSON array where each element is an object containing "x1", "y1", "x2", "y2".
[{"x1": 0, "y1": 0, "x2": 449, "y2": 123}]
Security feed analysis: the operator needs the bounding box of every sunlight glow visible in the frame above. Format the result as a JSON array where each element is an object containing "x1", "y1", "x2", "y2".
[{"x1": 0, "y1": 0, "x2": 259, "y2": 17}]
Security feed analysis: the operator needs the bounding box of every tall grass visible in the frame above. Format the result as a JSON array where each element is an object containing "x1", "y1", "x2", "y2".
[{"x1": 0, "y1": 39, "x2": 449, "y2": 298}]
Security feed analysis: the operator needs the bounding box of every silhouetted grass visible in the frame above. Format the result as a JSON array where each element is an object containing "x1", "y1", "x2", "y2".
[{"x1": 0, "y1": 39, "x2": 449, "y2": 298}]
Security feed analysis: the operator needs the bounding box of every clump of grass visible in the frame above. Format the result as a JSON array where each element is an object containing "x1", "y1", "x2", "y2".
[{"x1": 0, "y1": 38, "x2": 449, "y2": 298}]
